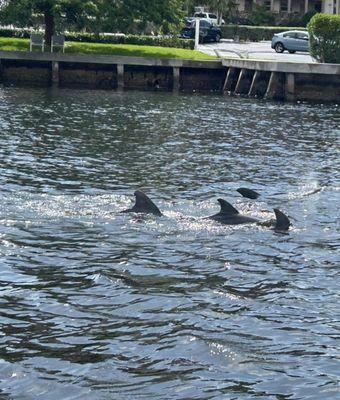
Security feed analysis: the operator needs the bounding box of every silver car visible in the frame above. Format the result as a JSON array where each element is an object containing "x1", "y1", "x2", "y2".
[{"x1": 271, "y1": 30, "x2": 309, "y2": 54}]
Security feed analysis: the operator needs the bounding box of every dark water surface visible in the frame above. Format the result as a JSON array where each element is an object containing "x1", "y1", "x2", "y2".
[{"x1": 0, "y1": 88, "x2": 339, "y2": 400}]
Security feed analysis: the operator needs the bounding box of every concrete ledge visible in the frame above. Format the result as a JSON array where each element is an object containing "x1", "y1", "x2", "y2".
[
  {"x1": 0, "y1": 50, "x2": 223, "y2": 69},
  {"x1": 222, "y1": 58, "x2": 340, "y2": 75}
]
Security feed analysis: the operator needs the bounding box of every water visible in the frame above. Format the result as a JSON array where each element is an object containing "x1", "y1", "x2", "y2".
[{"x1": 0, "y1": 87, "x2": 339, "y2": 400}]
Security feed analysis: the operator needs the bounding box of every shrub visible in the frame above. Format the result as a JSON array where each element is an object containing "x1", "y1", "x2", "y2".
[
  {"x1": 0, "y1": 27, "x2": 31, "y2": 38},
  {"x1": 301, "y1": 10, "x2": 318, "y2": 27},
  {"x1": 307, "y1": 13, "x2": 340, "y2": 63},
  {"x1": 249, "y1": 5, "x2": 275, "y2": 26},
  {"x1": 0, "y1": 28, "x2": 194, "y2": 49},
  {"x1": 65, "y1": 32, "x2": 195, "y2": 49},
  {"x1": 277, "y1": 14, "x2": 305, "y2": 27}
]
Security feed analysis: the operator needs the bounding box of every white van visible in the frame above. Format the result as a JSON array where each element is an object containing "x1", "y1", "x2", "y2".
[{"x1": 193, "y1": 12, "x2": 225, "y2": 25}]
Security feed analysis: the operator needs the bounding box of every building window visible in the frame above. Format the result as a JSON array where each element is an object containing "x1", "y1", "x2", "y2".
[
  {"x1": 315, "y1": 0, "x2": 322, "y2": 12},
  {"x1": 281, "y1": 0, "x2": 288, "y2": 11}
]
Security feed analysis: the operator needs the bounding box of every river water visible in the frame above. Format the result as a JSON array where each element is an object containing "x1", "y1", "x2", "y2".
[{"x1": 0, "y1": 87, "x2": 339, "y2": 400}]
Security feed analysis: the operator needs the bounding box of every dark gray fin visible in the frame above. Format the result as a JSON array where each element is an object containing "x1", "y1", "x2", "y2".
[
  {"x1": 217, "y1": 199, "x2": 239, "y2": 215},
  {"x1": 121, "y1": 190, "x2": 162, "y2": 216},
  {"x1": 237, "y1": 187, "x2": 260, "y2": 199},
  {"x1": 274, "y1": 208, "x2": 290, "y2": 232}
]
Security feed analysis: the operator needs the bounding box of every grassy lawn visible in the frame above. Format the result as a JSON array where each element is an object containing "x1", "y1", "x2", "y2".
[{"x1": 0, "y1": 37, "x2": 217, "y2": 61}]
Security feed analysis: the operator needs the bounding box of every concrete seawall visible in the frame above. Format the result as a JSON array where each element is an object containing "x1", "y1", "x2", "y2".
[{"x1": 0, "y1": 51, "x2": 339, "y2": 103}]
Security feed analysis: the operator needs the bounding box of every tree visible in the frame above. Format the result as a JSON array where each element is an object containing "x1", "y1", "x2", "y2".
[
  {"x1": 249, "y1": 4, "x2": 275, "y2": 26},
  {"x1": 98, "y1": 0, "x2": 185, "y2": 34},
  {"x1": 0, "y1": 0, "x2": 186, "y2": 38},
  {"x1": 207, "y1": 0, "x2": 237, "y2": 23},
  {"x1": 0, "y1": 0, "x2": 98, "y2": 44}
]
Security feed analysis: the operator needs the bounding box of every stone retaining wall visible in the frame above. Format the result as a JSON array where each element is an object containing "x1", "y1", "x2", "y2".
[{"x1": 0, "y1": 51, "x2": 339, "y2": 103}]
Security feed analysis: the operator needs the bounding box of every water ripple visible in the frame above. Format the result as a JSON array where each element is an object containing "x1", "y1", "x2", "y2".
[{"x1": 0, "y1": 88, "x2": 339, "y2": 399}]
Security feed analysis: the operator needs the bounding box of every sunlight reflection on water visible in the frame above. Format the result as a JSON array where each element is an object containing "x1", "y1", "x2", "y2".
[{"x1": 0, "y1": 88, "x2": 339, "y2": 400}]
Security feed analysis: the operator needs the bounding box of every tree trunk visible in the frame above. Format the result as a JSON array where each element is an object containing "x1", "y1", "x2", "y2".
[{"x1": 44, "y1": 8, "x2": 55, "y2": 46}]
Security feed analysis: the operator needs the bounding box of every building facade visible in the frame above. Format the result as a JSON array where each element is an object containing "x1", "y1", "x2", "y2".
[{"x1": 237, "y1": 0, "x2": 340, "y2": 14}]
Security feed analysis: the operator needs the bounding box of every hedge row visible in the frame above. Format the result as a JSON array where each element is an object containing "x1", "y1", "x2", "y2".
[
  {"x1": 220, "y1": 25, "x2": 306, "y2": 41},
  {"x1": 65, "y1": 32, "x2": 195, "y2": 49},
  {"x1": 0, "y1": 28, "x2": 194, "y2": 49},
  {"x1": 307, "y1": 13, "x2": 340, "y2": 63}
]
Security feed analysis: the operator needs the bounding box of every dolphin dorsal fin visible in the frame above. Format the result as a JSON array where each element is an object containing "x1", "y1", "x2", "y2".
[
  {"x1": 274, "y1": 208, "x2": 290, "y2": 231},
  {"x1": 217, "y1": 199, "x2": 239, "y2": 215},
  {"x1": 133, "y1": 190, "x2": 162, "y2": 216}
]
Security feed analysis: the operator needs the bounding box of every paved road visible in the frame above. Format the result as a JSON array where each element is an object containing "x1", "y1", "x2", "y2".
[{"x1": 199, "y1": 40, "x2": 314, "y2": 63}]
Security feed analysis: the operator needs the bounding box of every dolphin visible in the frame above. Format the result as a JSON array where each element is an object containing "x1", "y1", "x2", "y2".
[
  {"x1": 207, "y1": 198, "x2": 290, "y2": 232},
  {"x1": 273, "y1": 208, "x2": 291, "y2": 232},
  {"x1": 236, "y1": 187, "x2": 260, "y2": 199},
  {"x1": 208, "y1": 199, "x2": 259, "y2": 225},
  {"x1": 121, "y1": 190, "x2": 162, "y2": 216}
]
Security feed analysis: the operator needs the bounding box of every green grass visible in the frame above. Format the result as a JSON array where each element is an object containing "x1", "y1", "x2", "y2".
[
  {"x1": 0, "y1": 37, "x2": 29, "y2": 52},
  {"x1": 0, "y1": 37, "x2": 217, "y2": 61}
]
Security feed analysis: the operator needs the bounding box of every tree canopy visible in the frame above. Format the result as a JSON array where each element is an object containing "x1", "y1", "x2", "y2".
[
  {"x1": 0, "y1": 0, "x2": 98, "y2": 43},
  {"x1": 0, "y1": 0, "x2": 186, "y2": 42}
]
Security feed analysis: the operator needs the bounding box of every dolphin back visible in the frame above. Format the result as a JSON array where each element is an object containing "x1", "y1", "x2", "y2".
[
  {"x1": 274, "y1": 208, "x2": 291, "y2": 232},
  {"x1": 208, "y1": 198, "x2": 258, "y2": 225},
  {"x1": 122, "y1": 190, "x2": 162, "y2": 216},
  {"x1": 237, "y1": 188, "x2": 260, "y2": 199}
]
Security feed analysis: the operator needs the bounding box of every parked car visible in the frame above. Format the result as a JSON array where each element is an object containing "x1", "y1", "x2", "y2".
[
  {"x1": 271, "y1": 30, "x2": 309, "y2": 53},
  {"x1": 193, "y1": 12, "x2": 225, "y2": 25},
  {"x1": 180, "y1": 19, "x2": 222, "y2": 42},
  {"x1": 184, "y1": 17, "x2": 193, "y2": 26}
]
